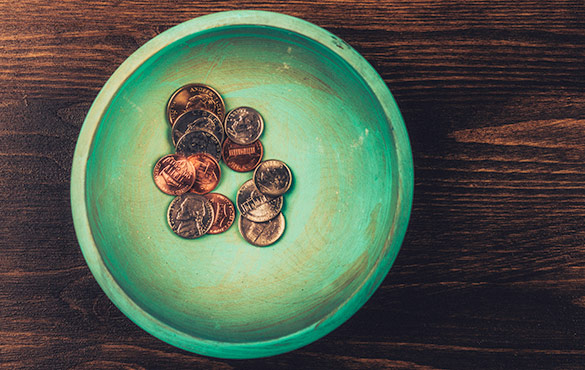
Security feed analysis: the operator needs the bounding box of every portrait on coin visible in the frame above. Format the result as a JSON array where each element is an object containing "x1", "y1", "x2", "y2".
[{"x1": 175, "y1": 195, "x2": 207, "y2": 237}]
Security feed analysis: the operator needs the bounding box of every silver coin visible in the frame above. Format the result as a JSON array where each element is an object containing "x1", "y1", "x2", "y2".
[
  {"x1": 238, "y1": 213, "x2": 285, "y2": 247},
  {"x1": 236, "y1": 179, "x2": 283, "y2": 222},
  {"x1": 224, "y1": 107, "x2": 264, "y2": 145},
  {"x1": 175, "y1": 129, "x2": 222, "y2": 162},
  {"x1": 253, "y1": 159, "x2": 292, "y2": 197},
  {"x1": 171, "y1": 109, "x2": 224, "y2": 146},
  {"x1": 167, "y1": 193, "x2": 214, "y2": 239}
]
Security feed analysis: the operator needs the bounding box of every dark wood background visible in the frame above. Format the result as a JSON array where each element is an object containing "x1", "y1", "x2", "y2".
[{"x1": 2, "y1": 1, "x2": 585, "y2": 369}]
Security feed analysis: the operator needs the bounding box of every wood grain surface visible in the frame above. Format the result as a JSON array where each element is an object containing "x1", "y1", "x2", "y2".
[{"x1": 1, "y1": 1, "x2": 585, "y2": 369}]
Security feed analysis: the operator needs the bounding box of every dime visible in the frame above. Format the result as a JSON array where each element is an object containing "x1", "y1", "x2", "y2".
[
  {"x1": 167, "y1": 84, "x2": 225, "y2": 125},
  {"x1": 171, "y1": 109, "x2": 224, "y2": 146},
  {"x1": 224, "y1": 107, "x2": 264, "y2": 145},
  {"x1": 222, "y1": 138, "x2": 263, "y2": 172},
  {"x1": 176, "y1": 129, "x2": 222, "y2": 162},
  {"x1": 204, "y1": 193, "x2": 236, "y2": 234},
  {"x1": 236, "y1": 179, "x2": 283, "y2": 222},
  {"x1": 167, "y1": 193, "x2": 215, "y2": 239},
  {"x1": 187, "y1": 153, "x2": 221, "y2": 194},
  {"x1": 253, "y1": 160, "x2": 293, "y2": 197},
  {"x1": 238, "y1": 213, "x2": 285, "y2": 247},
  {"x1": 152, "y1": 154, "x2": 196, "y2": 195}
]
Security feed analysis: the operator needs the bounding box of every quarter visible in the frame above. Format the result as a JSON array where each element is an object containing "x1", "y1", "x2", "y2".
[
  {"x1": 176, "y1": 129, "x2": 222, "y2": 162},
  {"x1": 236, "y1": 179, "x2": 283, "y2": 222},
  {"x1": 238, "y1": 213, "x2": 285, "y2": 247},
  {"x1": 167, "y1": 193, "x2": 215, "y2": 239}
]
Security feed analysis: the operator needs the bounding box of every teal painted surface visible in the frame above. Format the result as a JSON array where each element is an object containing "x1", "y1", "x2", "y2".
[{"x1": 71, "y1": 11, "x2": 413, "y2": 359}]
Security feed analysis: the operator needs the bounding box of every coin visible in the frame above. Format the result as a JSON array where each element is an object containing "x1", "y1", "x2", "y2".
[
  {"x1": 204, "y1": 193, "x2": 236, "y2": 234},
  {"x1": 187, "y1": 153, "x2": 221, "y2": 194},
  {"x1": 253, "y1": 159, "x2": 292, "y2": 197},
  {"x1": 222, "y1": 138, "x2": 263, "y2": 172},
  {"x1": 176, "y1": 129, "x2": 222, "y2": 162},
  {"x1": 167, "y1": 193, "x2": 215, "y2": 238},
  {"x1": 238, "y1": 213, "x2": 285, "y2": 247},
  {"x1": 224, "y1": 107, "x2": 264, "y2": 145},
  {"x1": 171, "y1": 109, "x2": 224, "y2": 146},
  {"x1": 167, "y1": 84, "x2": 225, "y2": 125},
  {"x1": 236, "y1": 179, "x2": 283, "y2": 222},
  {"x1": 152, "y1": 154, "x2": 196, "y2": 195}
]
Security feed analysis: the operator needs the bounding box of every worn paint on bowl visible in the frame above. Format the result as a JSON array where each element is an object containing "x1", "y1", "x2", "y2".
[{"x1": 71, "y1": 10, "x2": 413, "y2": 359}]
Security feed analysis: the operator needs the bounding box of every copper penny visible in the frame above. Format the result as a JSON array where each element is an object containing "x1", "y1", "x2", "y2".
[
  {"x1": 222, "y1": 138, "x2": 263, "y2": 172},
  {"x1": 187, "y1": 153, "x2": 221, "y2": 194},
  {"x1": 204, "y1": 193, "x2": 236, "y2": 234},
  {"x1": 238, "y1": 213, "x2": 285, "y2": 247},
  {"x1": 167, "y1": 84, "x2": 226, "y2": 125},
  {"x1": 153, "y1": 154, "x2": 195, "y2": 195}
]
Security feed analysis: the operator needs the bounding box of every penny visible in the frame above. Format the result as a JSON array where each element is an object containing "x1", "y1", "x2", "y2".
[
  {"x1": 224, "y1": 107, "x2": 264, "y2": 145},
  {"x1": 171, "y1": 109, "x2": 224, "y2": 146},
  {"x1": 187, "y1": 153, "x2": 221, "y2": 194},
  {"x1": 253, "y1": 160, "x2": 292, "y2": 197},
  {"x1": 222, "y1": 138, "x2": 263, "y2": 172},
  {"x1": 238, "y1": 213, "x2": 285, "y2": 247},
  {"x1": 152, "y1": 154, "x2": 196, "y2": 195},
  {"x1": 176, "y1": 129, "x2": 222, "y2": 162},
  {"x1": 167, "y1": 84, "x2": 225, "y2": 125},
  {"x1": 204, "y1": 193, "x2": 236, "y2": 234},
  {"x1": 167, "y1": 193, "x2": 214, "y2": 239},
  {"x1": 236, "y1": 179, "x2": 283, "y2": 222}
]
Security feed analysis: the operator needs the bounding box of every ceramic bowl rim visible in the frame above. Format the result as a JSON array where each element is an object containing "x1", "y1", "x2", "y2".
[{"x1": 70, "y1": 10, "x2": 414, "y2": 359}]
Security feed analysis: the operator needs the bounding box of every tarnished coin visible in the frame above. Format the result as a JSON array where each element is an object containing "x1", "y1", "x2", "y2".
[
  {"x1": 204, "y1": 193, "x2": 236, "y2": 234},
  {"x1": 254, "y1": 159, "x2": 293, "y2": 196},
  {"x1": 236, "y1": 179, "x2": 283, "y2": 222},
  {"x1": 224, "y1": 107, "x2": 264, "y2": 145},
  {"x1": 167, "y1": 84, "x2": 225, "y2": 125},
  {"x1": 238, "y1": 213, "x2": 285, "y2": 247},
  {"x1": 167, "y1": 193, "x2": 214, "y2": 239},
  {"x1": 187, "y1": 153, "x2": 221, "y2": 194},
  {"x1": 222, "y1": 138, "x2": 263, "y2": 172},
  {"x1": 153, "y1": 154, "x2": 196, "y2": 195},
  {"x1": 176, "y1": 129, "x2": 222, "y2": 162},
  {"x1": 171, "y1": 109, "x2": 224, "y2": 146}
]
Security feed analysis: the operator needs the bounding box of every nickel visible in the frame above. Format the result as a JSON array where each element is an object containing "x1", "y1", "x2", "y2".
[
  {"x1": 167, "y1": 193, "x2": 215, "y2": 239},
  {"x1": 238, "y1": 213, "x2": 285, "y2": 247},
  {"x1": 236, "y1": 179, "x2": 283, "y2": 223},
  {"x1": 224, "y1": 107, "x2": 264, "y2": 145}
]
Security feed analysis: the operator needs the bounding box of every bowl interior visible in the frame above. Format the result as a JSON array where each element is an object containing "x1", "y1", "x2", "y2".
[{"x1": 85, "y1": 24, "x2": 400, "y2": 347}]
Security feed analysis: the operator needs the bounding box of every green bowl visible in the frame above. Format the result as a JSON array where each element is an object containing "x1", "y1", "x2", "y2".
[{"x1": 71, "y1": 10, "x2": 413, "y2": 359}]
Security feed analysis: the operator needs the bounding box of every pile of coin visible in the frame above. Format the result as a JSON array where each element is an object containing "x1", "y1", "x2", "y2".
[{"x1": 152, "y1": 83, "x2": 292, "y2": 246}]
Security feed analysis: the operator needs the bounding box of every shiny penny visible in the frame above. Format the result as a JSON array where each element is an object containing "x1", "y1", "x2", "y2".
[
  {"x1": 224, "y1": 107, "x2": 264, "y2": 145},
  {"x1": 254, "y1": 159, "x2": 292, "y2": 197},
  {"x1": 171, "y1": 109, "x2": 224, "y2": 146},
  {"x1": 236, "y1": 179, "x2": 283, "y2": 223},
  {"x1": 176, "y1": 129, "x2": 222, "y2": 162},
  {"x1": 152, "y1": 154, "x2": 195, "y2": 195},
  {"x1": 222, "y1": 138, "x2": 263, "y2": 172},
  {"x1": 204, "y1": 193, "x2": 236, "y2": 234},
  {"x1": 187, "y1": 153, "x2": 221, "y2": 194},
  {"x1": 238, "y1": 213, "x2": 285, "y2": 247},
  {"x1": 167, "y1": 193, "x2": 214, "y2": 239},
  {"x1": 167, "y1": 84, "x2": 225, "y2": 125}
]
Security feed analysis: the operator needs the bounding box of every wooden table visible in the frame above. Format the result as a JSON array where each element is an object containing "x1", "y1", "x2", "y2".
[{"x1": 2, "y1": 1, "x2": 585, "y2": 368}]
